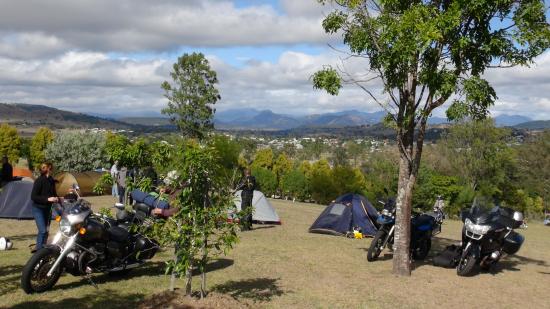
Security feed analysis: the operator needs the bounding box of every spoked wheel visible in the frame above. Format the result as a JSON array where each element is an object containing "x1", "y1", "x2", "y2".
[
  {"x1": 457, "y1": 251, "x2": 478, "y2": 277},
  {"x1": 412, "y1": 238, "x2": 431, "y2": 260},
  {"x1": 367, "y1": 230, "x2": 387, "y2": 262},
  {"x1": 21, "y1": 248, "x2": 63, "y2": 294}
]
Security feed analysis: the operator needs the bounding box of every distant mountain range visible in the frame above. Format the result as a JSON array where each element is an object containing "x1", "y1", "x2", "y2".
[
  {"x1": 212, "y1": 108, "x2": 539, "y2": 130},
  {"x1": 1, "y1": 104, "x2": 548, "y2": 134}
]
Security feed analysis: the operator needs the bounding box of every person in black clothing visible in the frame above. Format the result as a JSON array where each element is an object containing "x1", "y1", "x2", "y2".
[
  {"x1": 31, "y1": 162, "x2": 62, "y2": 251},
  {"x1": 236, "y1": 169, "x2": 256, "y2": 231},
  {"x1": 1, "y1": 155, "x2": 13, "y2": 187}
]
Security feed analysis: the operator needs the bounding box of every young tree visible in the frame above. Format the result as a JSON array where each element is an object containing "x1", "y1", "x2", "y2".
[
  {"x1": 162, "y1": 53, "x2": 220, "y2": 140},
  {"x1": 251, "y1": 167, "x2": 278, "y2": 196},
  {"x1": 151, "y1": 143, "x2": 238, "y2": 297},
  {"x1": 0, "y1": 124, "x2": 21, "y2": 163},
  {"x1": 281, "y1": 169, "x2": 309, "y2": 201},
  {"x1": 313, "y1": 0, "x2": 549, "y2": 276},
  {"x1": 30, "y1": 127, "x2": 54, "y2": 169}
]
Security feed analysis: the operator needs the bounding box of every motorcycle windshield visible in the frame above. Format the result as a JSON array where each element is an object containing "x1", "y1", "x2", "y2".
[
  {"x1": 465, "y1": 197, "x2": 499, "y2": 224},
  {"x1": 67, "y1": 200, "x2": 91, "y2": 215}
]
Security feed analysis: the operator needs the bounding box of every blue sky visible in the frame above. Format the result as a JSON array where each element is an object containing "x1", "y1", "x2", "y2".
[{"x1": 0, "y1": 0, "x2": 549, "y2": 120}]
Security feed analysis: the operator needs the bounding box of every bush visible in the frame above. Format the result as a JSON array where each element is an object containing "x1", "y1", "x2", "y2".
[
  {"x1": 45, "y1": 132, "x2": 107, "y2": 172},
  {"x1": 251, "y1": 167, "x2": 277, "y2": 196},
  {"x1": 281, "y1": 169, "x2": 309, "y2": 201}
]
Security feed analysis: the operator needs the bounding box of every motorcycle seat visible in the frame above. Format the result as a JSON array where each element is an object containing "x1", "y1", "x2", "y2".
[
  {"x1": 108, "y1": 226, "x2": 129, "y2": 243},
  {"x1": 412, "y1": 214, "x2": 435, "y2": 231}
]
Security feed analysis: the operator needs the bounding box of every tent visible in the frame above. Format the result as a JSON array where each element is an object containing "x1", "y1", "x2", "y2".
[
  {"x1": 0, "y1": 180, "x2": 35, "y2": 219},
  {"x1": 13, "y1": 168, "x2": 33, "y2": 178},
  {"x1": 233, "y1": 190, "x2": 281, "y2": 224},
  {"x1": 309, "y1": 193, "x2": 379, "y2": 237},
  {"x1": 55, "y1": 171, "x2": 106, "y2": 196}
]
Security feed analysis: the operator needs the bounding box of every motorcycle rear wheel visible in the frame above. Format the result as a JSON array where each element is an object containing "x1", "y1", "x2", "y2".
[
  {"x1": 367, "y1": 230, "x2": 387, "y2": 261},
  {"x1": 412, "y1": 238, "x2": 431, "y2": 260},
  {"x1": 21, "y1": 248, "x2": 63, "y2": 294}
]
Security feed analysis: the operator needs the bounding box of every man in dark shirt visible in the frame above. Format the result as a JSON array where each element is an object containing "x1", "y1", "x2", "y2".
[
  {"x1": 236, "y1": 169, "x2": 256, "y2": 231},
  {"x1": 1, "y1": 155, "x2": 13, "y2": 187}
]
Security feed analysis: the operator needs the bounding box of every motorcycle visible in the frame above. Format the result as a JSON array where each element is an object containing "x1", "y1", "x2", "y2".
[
  {"x1": 21, "y1": 187, "x2": 159, "y2": 294},
  {"x1": 367, "y1": 197, "x2": 444, "y2": 262},
  {"x1": 457, "y1": 198, "x2": 525, "y2": 276}
]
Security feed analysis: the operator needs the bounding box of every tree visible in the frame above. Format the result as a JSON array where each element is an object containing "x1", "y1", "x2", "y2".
[
  {"x1": 0, "y1": 124, "x2": 21, "y2": 163},
  {"x1": 30, "y1": 127, "x2": 54, "y2": 169},
  {"x1": 104, "y1": 132, "x2": 131, "y2": 165},
  {"x1": 310, "y1": 159, "x2": 337, "y2": 204},
  {"x1": 346, "y1": 140, "x2": 364, "y2": 167},
  {"x1": 273, "y1": 153, "x2": 293, "y2": 188},
  {"x1": 251, "y1": 167, "x2": 277, "y2": 196},
  {"x1": 251, "y1": 148, "x2": 274, "y2": 170},
  {"x1": 331, "y1": 145, "x2": 349, "y2": 167},
  {"x1": 516, "y1": 131, "x2": 550, "y2": 208},
  {"x1": 45, "y1": 132, "x2": 107, "y2": 172},
  {"x1": 314, "y1": 0, "x2": 549, "y2": 276},
  {"x1": 150, "y1": 143, "x2": 238, "y2": 297},
  {"x1": 441, "y1": 119, "x2": 517, "y2": 197},
  {"x1": 281, "y1": 169, "x2": 309, "y2": 201},
  {"x1": 162, "y1": 53, "x2": 220, "y2": 140}
]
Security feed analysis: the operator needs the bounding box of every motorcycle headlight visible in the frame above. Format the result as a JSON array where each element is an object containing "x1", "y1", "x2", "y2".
[
  {"x1": 382, "y1": 209, "x2": 390, "y2": 216},
  {"x1": 59, "y1": 218, "x2": 73, "y2": 235},
  {"x1": 465, "y1": 218, "x2": 490, "y2": 235}
]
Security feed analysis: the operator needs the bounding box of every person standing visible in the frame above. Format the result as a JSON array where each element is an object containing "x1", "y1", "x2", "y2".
[
  {"x1": 117, "y1": 166, "x2": 128, "y2": 204},
  {"x1": 236, "y1": 169, "x2": 256, "y2": 231},
  {"x1": 30, "y1": 162, "x2": 60, "y2": 251},
  {"x1": 110, "y1": 160, "x2": 119, "y2": 197},
  {"x1": 1, "y1": 155, "x2": 13, "y2": 187}
]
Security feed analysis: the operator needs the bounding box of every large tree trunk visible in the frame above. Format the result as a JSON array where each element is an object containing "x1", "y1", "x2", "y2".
[{"x1": 392, "y1": 154, "x2": 416, "y2": 276}]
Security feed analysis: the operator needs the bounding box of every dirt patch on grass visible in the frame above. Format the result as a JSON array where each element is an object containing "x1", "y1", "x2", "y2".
[{"x1": 138, "y1": 291, "x2": 252, "y2": 309}]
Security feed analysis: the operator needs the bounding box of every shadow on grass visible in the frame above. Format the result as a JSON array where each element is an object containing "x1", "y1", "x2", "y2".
[
  {"x1": 10, "y1": 288, "x2": 145, "y2": 309},
  {"x1": 251, "y1": 225, "x2": 276, "y2": 230},
  {"x1": 8, "y1": 234, "x2": 36, "y2": 242},
  {"x1": 0, "y1": 266, "x2": 23, "y2": 295},
  {"x1": 52, "y1": 259, "x2": 233, "y2": 292},
  {"x1": 212, "y1": 277, "x2": 286, "y2": 302}
]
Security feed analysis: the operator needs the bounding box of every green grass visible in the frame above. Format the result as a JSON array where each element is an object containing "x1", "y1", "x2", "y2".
[{"x1": 1, "y1": 196, "x2": 549, "y2": 308}]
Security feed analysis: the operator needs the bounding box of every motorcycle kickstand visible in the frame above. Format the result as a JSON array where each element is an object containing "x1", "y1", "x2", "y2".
[{"x1": 85, "y1": 267, "x2": 98, "y2": 289}]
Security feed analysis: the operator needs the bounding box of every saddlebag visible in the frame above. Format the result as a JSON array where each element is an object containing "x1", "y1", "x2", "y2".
[
  {"x1": 503, "y1": 231, "x2": 524, "y2": 255},
  {"x1": 433, "y1": 244, "x2": 461, "y2": 268},
  {"x1": 133, "y1": 236, "x2": 158, "y2": 260}
]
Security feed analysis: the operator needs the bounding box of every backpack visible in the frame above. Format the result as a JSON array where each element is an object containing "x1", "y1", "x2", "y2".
[{"x1": 433, "y1": 244, "x2": 462, "y2": 268}]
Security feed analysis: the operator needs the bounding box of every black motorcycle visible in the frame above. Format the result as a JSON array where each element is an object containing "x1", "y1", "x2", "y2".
[
  {"x1": 457, "y1": 198, "x2": 525, "y2": 276},
  {"x1": 21, "y1": 193, "x2": 159, "y2": 294},
  {"x1": 367, "y1": 198, "x2": 444, "y2": 262}
]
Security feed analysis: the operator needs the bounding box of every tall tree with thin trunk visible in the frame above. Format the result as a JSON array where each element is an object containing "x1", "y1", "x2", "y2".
[
  {"x1": 162, "y1": 52, "x2": 220, "y2": 140},
  {"x1": 313, "y1": 0, "x2": 549, "y2": 276}
]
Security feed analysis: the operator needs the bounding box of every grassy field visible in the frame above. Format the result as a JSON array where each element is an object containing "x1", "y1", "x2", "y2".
[{"x1": 0, "y1": 196, "x2": 549, "y2": 308}]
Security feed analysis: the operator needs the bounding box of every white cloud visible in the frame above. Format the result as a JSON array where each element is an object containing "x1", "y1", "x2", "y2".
[{"x1": 0, "y1": 0, "x2": 330, "y2": 57}]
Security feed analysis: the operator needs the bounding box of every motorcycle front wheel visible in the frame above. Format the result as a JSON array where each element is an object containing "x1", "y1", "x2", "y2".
[
  {"x1": 367, "y1": 229, "x2": 387, "y2": 261},
  {"x1": 457, "y1": 250, "x2": 477, "y2": 277},
  {"x1": 21, "y1": 248, "x2": 63, "y2": 294}
]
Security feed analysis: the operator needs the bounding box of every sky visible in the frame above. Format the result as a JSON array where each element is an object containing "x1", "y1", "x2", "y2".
[{"x1": 0, "y1": 0, "x2": 549, "y2": 119}]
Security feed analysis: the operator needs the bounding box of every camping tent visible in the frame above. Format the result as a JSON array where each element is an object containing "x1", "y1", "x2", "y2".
[
  {"x1": 233, "y1": 190, "x2": 281, "y2": 224},
  {"x1": 309, "y1": 193, "x2": 379, "y2": 237},
  {"x1": 0, "y1": 180, "x2": 35, "y2": 219},
  {"x1": 55, "y1": 171, "x2": 106, "y2": 196},
  {"x1": 13, "y1": 168, "x2": 33, "y2": 178}
]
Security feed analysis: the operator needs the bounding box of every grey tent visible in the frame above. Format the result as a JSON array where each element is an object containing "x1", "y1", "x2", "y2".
[
  {"x1": 0, "y1": 180, "x2": 35, "y2": 219},
  {"x1": 232, "y1": 190, "x2": 281, "y2": 224}
]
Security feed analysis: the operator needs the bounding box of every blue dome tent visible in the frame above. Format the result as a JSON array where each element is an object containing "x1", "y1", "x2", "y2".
[{"x1": 309, "y1": 193, "x2": 379, "y2": 237}]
